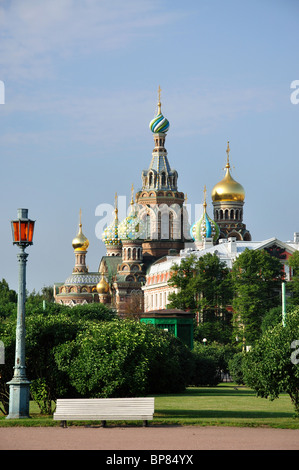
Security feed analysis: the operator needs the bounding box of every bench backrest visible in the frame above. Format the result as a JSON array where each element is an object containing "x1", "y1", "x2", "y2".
[{"x1": 54, "y1": 397, "x2": 155, "y2": 419}]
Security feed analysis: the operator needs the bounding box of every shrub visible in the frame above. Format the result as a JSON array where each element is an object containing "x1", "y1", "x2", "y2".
[
  {"x1": 228, "y1": 352, "x2": 246, "y2": 385},
  {"x1": 55, "y1": 319, "x2": 193, "y2": 397}
]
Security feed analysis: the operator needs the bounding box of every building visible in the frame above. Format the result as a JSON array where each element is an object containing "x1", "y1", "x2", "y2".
[
  {"x1": 142, "y1": 234, "x2": 299, "y2": 313},
  {"x1": 54, "y1": 210, "x2": 102, "y2": 305},
  {"x1": 55, "y1": 88, "x2": 298, "y2": 316},
  {"x1": 54, "y1": 90, "x2": 191, "y2": 313}
]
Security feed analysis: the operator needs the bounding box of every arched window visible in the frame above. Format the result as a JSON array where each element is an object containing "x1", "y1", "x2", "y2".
[
  {"x1": 230, "y1": 209, "x2": 234, "y2": 220},
  {"x1": 161, "y1": 172, "x2": 166, "y2": 186},
  {"x1": 149, "y1": 173, "x2": 153, "y2": 186}
]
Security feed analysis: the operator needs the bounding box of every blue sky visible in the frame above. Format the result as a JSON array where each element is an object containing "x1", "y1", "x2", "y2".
[{"x1": 0, "y1": 0, "x2": 298, "y2": 293}]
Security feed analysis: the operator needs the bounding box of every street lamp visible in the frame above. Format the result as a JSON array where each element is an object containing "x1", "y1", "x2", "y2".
[{"x1": 7, "y1": 209, "x2": 35, "y2": 419}]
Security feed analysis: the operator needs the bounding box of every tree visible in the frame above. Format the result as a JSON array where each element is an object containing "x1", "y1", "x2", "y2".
[
  {"x1": 287, "y1": 251, "x2": 299, "y2": 305},
  {"x1": 0, "y1": 301, "x2": 115, "y2": 414},
  {"x1": 231, "y1": 248, "x2": 284, "y2": 345},
  {"x1": 167, "y1": 255, "x2": 198, "y2": 311},
  {"x1": 242, "y1": 307, "x2": 299, "y2": 416},
  {"x1": 0, "y1": 279, "x2": 17, "y2": 319},
  {"x1": 55, "y1": 319, "x2": 193, "y2": 397},
  {"x1": 168, "y1": 253, "x2": 233, "y2": 343}
]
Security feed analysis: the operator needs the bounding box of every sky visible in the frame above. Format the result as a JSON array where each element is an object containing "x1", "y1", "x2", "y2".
[{"x1": 0, "y1": 0, "x2": 298, "y2": 293}]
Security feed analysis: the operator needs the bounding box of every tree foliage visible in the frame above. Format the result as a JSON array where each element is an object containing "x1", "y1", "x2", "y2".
[
  {"x1": 0, "y1": 289, "x2": 192, "y2": 414},
  {"x1": 0, "y1": 296, "x2": 115, "y2": 414},
  {"x1": 168, "y1": 253, "x2": 233, "y2": 343},
  {"x1": 55, "y1": 319, "x2": 193, "y2": 398},
  {"x1": 242, "y1": 307, "x2": 299, "y2": 415},
  {"x1": 231, "y1": 249, "x2": 284, "y2": 345},
  {"x1": 287, "y1": 251, "x2": 299, "y2": 305}
]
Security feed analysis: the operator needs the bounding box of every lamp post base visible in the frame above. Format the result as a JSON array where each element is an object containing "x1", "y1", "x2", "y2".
[{"x1": 6, "y1": 377, "x2": 31, "y2": 419}]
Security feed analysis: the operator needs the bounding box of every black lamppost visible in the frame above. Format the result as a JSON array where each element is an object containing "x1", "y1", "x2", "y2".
[{"x1": 7, "y1": 209, "x2": 35, "y2": 419}]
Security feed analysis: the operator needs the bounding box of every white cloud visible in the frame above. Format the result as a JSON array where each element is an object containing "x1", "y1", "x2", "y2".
[{"x1": 0, "y1": 0, "x2": 183, "y2": 80}]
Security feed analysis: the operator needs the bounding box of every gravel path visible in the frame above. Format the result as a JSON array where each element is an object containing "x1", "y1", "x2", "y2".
[{"x1": 0, "y1": 425, "x2": 298, "y2": 450}]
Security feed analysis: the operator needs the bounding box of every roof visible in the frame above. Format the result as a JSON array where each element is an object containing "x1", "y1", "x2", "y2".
[{"x1": 145, "y1": 237, "x2": 299, "y2": 277}]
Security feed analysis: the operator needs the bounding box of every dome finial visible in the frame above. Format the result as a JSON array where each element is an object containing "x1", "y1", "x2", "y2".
[
  {"x1": 157, "y1": 85, "x2": 162, "y2": 114},
  {"x1": 226, "y1": 141, "x2": 230, "y2": 168},
  {"x1": 203, "y1": 185, "x2": 207, "y2": 212},
  {"x1": 114, "y1": 192, "x2": 118, "y2": 219}
]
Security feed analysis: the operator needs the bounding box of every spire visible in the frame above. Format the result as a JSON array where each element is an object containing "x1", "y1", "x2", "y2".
[
  {"x1": 157, "y1": 85, "x2": 162, "y2": 115},
  {"x1": 226, "y1": 141, "x2": 231, "y2": 169},
  {"x1": 114, "y1": 192, "x2": 118, "y2": 220},
  {"x1": 203, "y1": 185, "x2": 207, "y2": 213}
]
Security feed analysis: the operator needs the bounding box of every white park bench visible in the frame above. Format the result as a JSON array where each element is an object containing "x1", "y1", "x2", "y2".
[{"x1": 53, "y1": 397, "x2": 155, "y2": 428}]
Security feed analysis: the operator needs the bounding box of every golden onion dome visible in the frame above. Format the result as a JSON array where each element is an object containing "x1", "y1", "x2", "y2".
[
  {"x1": 96, "y1": 273, "x2": 109, "y2": 294},
  {"x1": 72, "y1": 210, "x2": 89, "y2": 251},
  {"x1": 211, "y1": 142, "x2": 245, "y2": 203}
]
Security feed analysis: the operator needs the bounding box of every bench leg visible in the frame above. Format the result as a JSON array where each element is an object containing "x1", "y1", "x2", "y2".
[
  {"x1": 60, "y1": 420, "x2": 67, "y2": 428},
  {"x1": 101, "y1": 420, "x2": 106, "y2": 428},
  {"x1": 143, "y1": 420, "x2": 148, "y2": 427}
]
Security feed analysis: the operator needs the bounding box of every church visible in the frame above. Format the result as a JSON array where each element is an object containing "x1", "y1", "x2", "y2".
[{"x1": 53, "y1": 89, "x2": 298, "y2": 314}]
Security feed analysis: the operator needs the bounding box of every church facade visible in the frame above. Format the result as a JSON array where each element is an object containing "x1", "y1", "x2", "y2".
[{"x1": 54, "y1": 89, "x2": 297, "y2": 315}]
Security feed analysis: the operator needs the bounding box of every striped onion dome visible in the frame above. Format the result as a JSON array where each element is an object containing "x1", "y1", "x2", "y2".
[{"x1": 149, "y1": 88, "x2": 170, "y2": 133}]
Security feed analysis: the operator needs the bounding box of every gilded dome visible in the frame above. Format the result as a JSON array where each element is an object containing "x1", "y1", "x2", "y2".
[
  {"x1": 96, "y1": 273, "x2": 109, "y2": 294},
  {"x1": 211, "y1": 142, "x2": 245, "y2": 203},
  {"x1": 72, "y1": 223, "x2": 89, "y2": 252}
]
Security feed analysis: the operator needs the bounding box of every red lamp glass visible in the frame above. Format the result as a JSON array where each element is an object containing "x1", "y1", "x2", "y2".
[{"x1": 11, "y1": 209, "x2": 35, "y2": 246}]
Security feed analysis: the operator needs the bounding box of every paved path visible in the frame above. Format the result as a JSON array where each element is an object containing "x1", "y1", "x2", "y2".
[{"x1": 0, "y1": 425, "x2": 298, "y2": 450}]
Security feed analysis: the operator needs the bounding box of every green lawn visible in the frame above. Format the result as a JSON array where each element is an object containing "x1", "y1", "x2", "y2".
[
  {"x1": 154, "y1": 384, "x2": 298, "y2": 429},
  {"x1": 0, "y1": 384, "x2": 298, "y2": 429}
]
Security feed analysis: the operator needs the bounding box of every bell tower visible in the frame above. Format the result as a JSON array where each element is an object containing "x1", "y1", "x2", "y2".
[{"x1": 135, "y1": 87, "x2": 188, "y2": 260}]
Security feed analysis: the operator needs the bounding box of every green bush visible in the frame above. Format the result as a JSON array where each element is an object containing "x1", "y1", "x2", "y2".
[
  {"x1": 190, "y1": 353, "x2": 220, "y2": 386},
  {"x1": 228, "y1": 352, "x2": 246, "y2": 385},
  {"x1": 242, "y1": 308, "x2": 299, "y2": 415},
  {"x1": 55, "y1": 319, "x2": 193, "y2": 398}
]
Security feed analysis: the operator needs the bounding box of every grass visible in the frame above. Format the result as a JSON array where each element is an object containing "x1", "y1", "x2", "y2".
[
  {"x1": 154, "y1": 384, "x2": 299, "y2": 429},
  {"x1": 0, "y1": 384, "x2": 298, "y2": 429}
]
